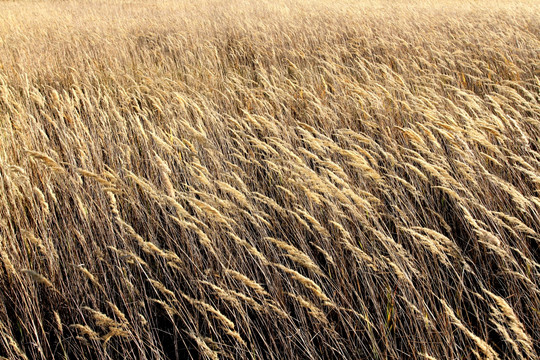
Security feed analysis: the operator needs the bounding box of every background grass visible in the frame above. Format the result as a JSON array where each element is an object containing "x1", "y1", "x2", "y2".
[{"x1": 0, "y1": 1, "x2": 539, "y2": 359}]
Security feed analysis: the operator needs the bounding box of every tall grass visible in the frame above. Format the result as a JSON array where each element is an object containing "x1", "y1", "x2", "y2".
[{"x1": 0, "y1": 0, "x2": 539, "y2": 359}]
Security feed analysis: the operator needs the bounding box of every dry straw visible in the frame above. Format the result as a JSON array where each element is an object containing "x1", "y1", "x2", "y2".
[{"x1": 0, "y1": 1, "x2": 538, "y2": 359}]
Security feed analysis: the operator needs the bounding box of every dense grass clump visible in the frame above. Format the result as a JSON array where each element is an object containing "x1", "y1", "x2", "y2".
[{"x1": 0, "y1": 1, "x2": 539, "y2": 359}]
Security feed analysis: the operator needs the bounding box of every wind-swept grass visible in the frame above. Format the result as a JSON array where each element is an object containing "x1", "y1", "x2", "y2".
[{"x1": 0, "y1": 1, "x2": 539, "y2": 359}]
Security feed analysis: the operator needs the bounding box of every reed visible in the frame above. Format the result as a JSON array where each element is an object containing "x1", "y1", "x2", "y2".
[{"x1": 0, "y1": 0, "x2": 538, "y2": 359}]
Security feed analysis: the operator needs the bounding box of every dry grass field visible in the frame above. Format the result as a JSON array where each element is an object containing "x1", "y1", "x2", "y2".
[{"x1": 0, "y1": 0, "x2": 539, "y2": 359}]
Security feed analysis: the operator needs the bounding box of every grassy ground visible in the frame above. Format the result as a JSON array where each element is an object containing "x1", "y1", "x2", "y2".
[{"x1": 0, "y1": 1, "x2": 539, "y2": 359}]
